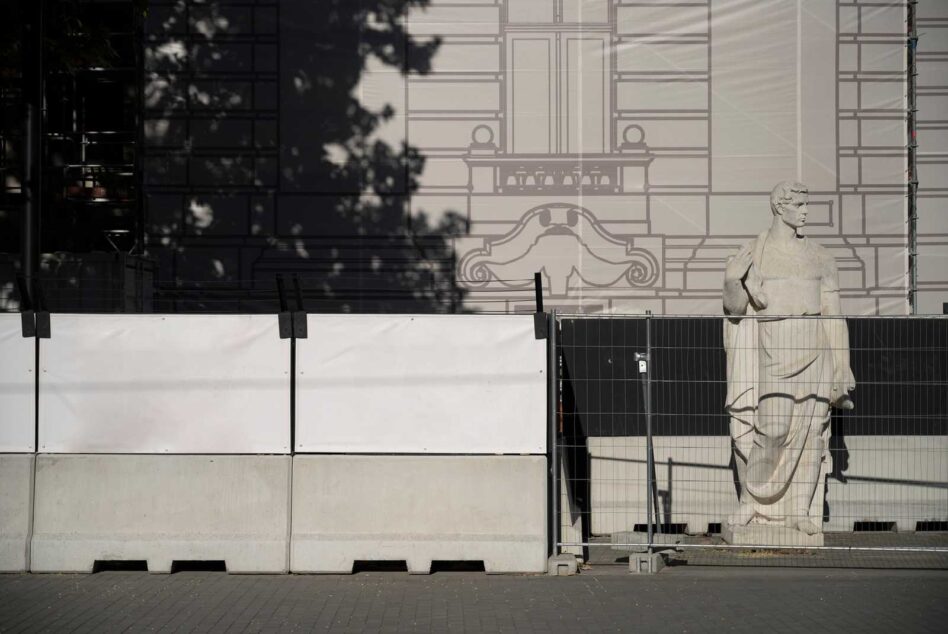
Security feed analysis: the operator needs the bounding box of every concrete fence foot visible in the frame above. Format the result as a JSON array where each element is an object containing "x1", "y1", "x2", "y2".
[
  {"x1": 629, "y1": 552, "x2": 666, "y2": 574},
  {"x1": 548, "y1": 553, "x2": 578, "y2": 576}
]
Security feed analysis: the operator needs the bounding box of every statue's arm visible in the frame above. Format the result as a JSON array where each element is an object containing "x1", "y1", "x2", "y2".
[
  {"x1": 723, "y1": 243, "x2": 753, "y2": 315},
  {"x1": 820, "y1": 253, "x2": 855, "y2": 405},
  {"x1": 723, "y1": 279, "x2": 749, "y2": 315}
]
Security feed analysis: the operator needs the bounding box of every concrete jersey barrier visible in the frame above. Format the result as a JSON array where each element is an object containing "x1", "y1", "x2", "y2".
[
  {"x1": 31, "y1": 454, "x2": 291, "y2": 573},
  {"x1": 0, "y1": 454, "x2": 34, "y2": 572},
  {"x1": 291, "y1": 455, "x2": 547, "y2": 574}
]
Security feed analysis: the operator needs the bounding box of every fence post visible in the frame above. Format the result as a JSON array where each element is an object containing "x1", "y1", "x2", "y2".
[
  {"x1": 549, "y1": 309, "x2": 559, "y2": 556},
  {"x1": 635, "y1": 312, "x2": 656, "y2": 555}
]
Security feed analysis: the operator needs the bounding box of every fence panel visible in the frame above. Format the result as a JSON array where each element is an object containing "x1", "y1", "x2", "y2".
[
  {"x1": 295, "y1": 314, "x2": 546, "y2": 454},
  {"x1": 556, "y1": 315, "x2": 948, "y2": 567},
  {"x1": 38, "y1": 314, "x2": 290, "y2": 453}
]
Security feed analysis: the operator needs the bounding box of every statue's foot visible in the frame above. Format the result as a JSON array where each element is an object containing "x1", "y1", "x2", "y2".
[
  {"x1": 727, "y1": 502, "x2": 755, "y2": 527},
  {"x1": 794, "y1": 519, "x2": 820, "y2": 536}
]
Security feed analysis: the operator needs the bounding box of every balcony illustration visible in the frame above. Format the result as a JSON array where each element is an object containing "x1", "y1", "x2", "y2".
[
  {"x1": 464, "y1": 124, "x2": 654, "y2": 196},
  {"x1": 449, "y1": 8, "x2": 664, "y2": 305}
]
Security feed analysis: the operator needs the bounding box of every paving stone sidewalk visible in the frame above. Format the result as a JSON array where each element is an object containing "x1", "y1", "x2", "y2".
[{"x1": 1, "y1": 567, "x2": 945, "y2": 633}]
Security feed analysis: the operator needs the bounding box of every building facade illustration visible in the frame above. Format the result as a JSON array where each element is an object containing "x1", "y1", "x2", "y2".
[{"x1": 134, "y1": 0, "x2": 948, "y2": 315}]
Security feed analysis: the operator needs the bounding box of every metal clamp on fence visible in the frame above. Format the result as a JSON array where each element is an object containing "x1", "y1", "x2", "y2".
[
  {"x1": 533, "y1": 271, "x2": 547, "y2": 340},
  {"x1": 277, "y1": 274, "x2": 307, "y2": 339},
  {"x1": 634, "y1": 351, "x2": 648, "y2": 375},
  {"x1": 16, "y1": 276, "x2": 50, "y2": 338}
]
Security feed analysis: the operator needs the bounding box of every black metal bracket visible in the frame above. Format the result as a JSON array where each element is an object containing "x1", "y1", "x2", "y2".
[
  {"x1": 21, "y1": 310, "x2": 36, "y2": 338},
  {"x1": 534, "y1": 312, "x2": 548, "y2": 340},
  {"x1": 278, "y1": 311, "x2": 293, "y2": 339},
  {"x1": 35, "y1": 311, "x2": 51, "y2": 338},
  {"x1": 534, "y1": 271, "x2": 547, "y2": 339},
  {"x1": 292, "y1": 311, "x2": 308, "y2": 338}
]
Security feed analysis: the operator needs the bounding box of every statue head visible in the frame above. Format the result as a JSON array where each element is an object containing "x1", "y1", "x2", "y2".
[{"x1": 770, "y1": 181, "x2": 809, "y2": 229}]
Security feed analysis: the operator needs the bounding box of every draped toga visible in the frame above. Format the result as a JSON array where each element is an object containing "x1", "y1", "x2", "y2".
[{"x1": 724, "y1": 231, "x2": 836, "y2": 521}]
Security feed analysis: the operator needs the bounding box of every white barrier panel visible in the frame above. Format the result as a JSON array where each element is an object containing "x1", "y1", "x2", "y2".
[
  {"x1": 0, "y1": 314, "x2": 35, "y2": 452},
  {"x1": 296, "y1": 315, "x2": 546, "y2": 454},
  {"x1": 0, "y1": 454, "x2": 34, "y2": 571},
  {"x1": 291, "y1": 455, "x2": 547, "y2": 573},
  {"x1": 39, "y1": 314, "x2": 289, "y2": 453},
  {"x1": 31, "y1": 454, "x2": 291, "y2": 573}
]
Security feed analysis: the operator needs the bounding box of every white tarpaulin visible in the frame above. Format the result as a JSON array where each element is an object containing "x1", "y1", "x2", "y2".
[
  {"x1": 39, "y1": 314, "x2": 290, "y2": 453},
  {"x1": 0, "y1": 314, "x2": 35, "y2": 452},
  {"x1": 295, "y1": 314, "x2": 546, "y2": 454}
]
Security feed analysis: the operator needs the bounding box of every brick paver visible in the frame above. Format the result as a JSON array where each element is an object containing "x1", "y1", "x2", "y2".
[{"x1": 1, "y1": 567, "x2": 945, "y2": 633}]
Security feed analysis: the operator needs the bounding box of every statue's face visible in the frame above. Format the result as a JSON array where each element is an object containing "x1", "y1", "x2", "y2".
[{"x1": 778, "y1": 191, "x2": 809, "y2": 229}]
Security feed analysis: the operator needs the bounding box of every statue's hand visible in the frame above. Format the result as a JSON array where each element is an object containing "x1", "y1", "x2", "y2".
[
  {"x1": 744, "y1": 264, "x2": 768, "y2": 309},
  {"x1": 831, "y1": 366, "x2": 856, "y2": 409},
  {"x1": 725, "y1": 245, "x2": 753, "y2": 283}
]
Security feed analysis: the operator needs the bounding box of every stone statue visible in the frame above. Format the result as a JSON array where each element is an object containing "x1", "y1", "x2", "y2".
[{"x1": 722, "y1": 181, "x2": 855, "y2": 545}]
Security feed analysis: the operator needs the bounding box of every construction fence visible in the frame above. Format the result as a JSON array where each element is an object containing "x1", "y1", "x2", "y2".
[
  {"x1": 1, "y1": 310, "x2": 946, "y2": 573},
  {"x1": 553, "y1": 314, "x2": 948, "y2": 567}
]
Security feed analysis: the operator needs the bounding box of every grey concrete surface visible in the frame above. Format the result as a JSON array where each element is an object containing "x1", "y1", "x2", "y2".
[
  {"x1": 31, "y1": 455, "x2": 291, "y2": 573},
  {"x1": 0, "y1": 454, "x2": 33, "y2": 572},
  {"x1": 0, "y1": 568, "x2": 944, "y2": 632},
  {"x1": 291, "y1": 455, "x2": 547, "y2": 574}
]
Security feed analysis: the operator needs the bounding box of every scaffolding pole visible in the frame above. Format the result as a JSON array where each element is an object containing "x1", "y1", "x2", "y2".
[{"x1": 907, "y1": 1, "x2": 918, "y2": 314}]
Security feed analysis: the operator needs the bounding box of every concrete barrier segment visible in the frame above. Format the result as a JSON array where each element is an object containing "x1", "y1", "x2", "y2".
[
  {"x1": 0, "y1": 454, "x2": 34, "y2": 572},
  {"x1": 30, "y1": 454, "x2": 291, "y2": 573},
  {"x1": 291, "y1": 455, "x2": 547, "y2": 574}
]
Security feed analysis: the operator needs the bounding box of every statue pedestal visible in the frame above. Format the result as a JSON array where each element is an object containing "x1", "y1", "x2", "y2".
[{"x1": 722, "y1": 523, "x2": 824, "y2": 548}]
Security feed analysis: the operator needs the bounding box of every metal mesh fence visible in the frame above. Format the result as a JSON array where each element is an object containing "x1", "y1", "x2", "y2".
[{"x1": 554, "y1": 314, "x2": 948, "y2": 568}]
